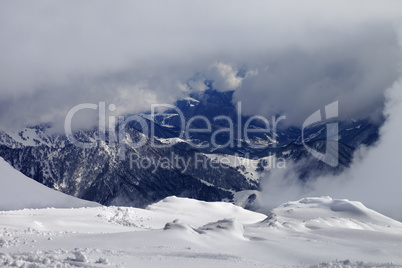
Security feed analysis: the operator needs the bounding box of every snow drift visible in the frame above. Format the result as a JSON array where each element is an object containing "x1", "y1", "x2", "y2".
[{"x1": 1, "y1": 196, "x2": 401, "y2": 267}]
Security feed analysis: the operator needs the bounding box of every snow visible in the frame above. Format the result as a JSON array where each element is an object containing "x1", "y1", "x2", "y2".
[
  {"x1": 232, "y1": 189, "x2": 260, "y2": 207},
  {"x1": 1, "y1": 128, "x2": 52, "y2": 147},
  {"x1": 257, "y1": 196, "x2": 402, "y2": 231},
  {"x1": 156, "y1": 137, "x2": 188, "y2": 145},
  {"x1": 147, "y1": 196, "x2": 266, "y2": 226},
  {"x1": 1, "y1": 160, "x2": 401, "y2": 267},
  {"x1": 0, "y1": 196, "x2": 401, "y2": 267},
  {"x1": 0, "y1": 157, "x2": 99, "y2": 210}
]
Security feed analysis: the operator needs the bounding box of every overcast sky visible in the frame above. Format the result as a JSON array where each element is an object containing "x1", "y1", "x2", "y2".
[{"x1": 0, "y1": 0, "x2": 401, "y2": 130}]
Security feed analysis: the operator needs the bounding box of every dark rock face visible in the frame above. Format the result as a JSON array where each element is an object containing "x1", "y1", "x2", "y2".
[{"x1": 0, "y1": 90, "x2": 380, "y2": 207}]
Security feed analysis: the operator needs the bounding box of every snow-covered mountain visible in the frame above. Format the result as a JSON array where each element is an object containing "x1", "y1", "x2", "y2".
[
  {"x1": 0, "y1": 157, "x2": 99, "y2": 210},
  {"x1": 0, "y1": 90, "x2": 381, "y2": 208},
  {"x1": 0, "y1": 126, "x2": 252, "y2": 207}
]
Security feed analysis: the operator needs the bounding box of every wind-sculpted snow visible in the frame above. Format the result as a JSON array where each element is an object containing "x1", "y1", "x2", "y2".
[
  {"x1": 147, "y1": 196, "x2": 266, "y2": 225},
  {"x1": 258, "y1": 197, "x2": 402, "y2": 231},
  {"x1": 0, "y1": 196, "x2": 401, "y2": 267}
]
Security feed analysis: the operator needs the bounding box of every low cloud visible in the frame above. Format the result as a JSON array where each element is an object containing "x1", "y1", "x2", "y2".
[{"x1": 208, "y1": 62, "x2": 243, "y2": 91}]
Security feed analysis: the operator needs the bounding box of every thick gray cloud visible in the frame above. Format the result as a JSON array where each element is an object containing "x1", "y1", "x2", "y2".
[
  {"x1": 235, "y1": 26, "x2": 401, "y2": 125},
  {"x1": 0, "y1": 0, "x2": 401, "y2": 130}
]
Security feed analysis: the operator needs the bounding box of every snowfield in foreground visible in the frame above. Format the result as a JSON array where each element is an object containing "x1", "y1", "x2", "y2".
[
  {"x1": 1, "y1": 157, "x2": 401, "y2": 267},
  {"x1": 1, "y1": 196, "x2": 402, "y2": 268}
]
